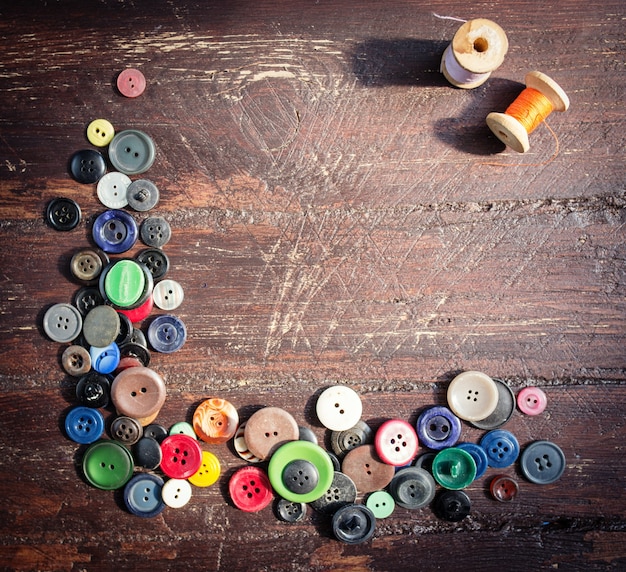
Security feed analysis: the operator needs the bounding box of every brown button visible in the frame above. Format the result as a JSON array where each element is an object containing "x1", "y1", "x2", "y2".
[
  {"x1": 70, "y1": 248, "x2": 106, "y2": 284},
  {"x1": 61, "y1": 344, "x2": 92, "y2": 376},
  {"x1": 110, "y1": 366, "x2": 166, "y2": 422},
  {"x1": 111, "y1": 415, "x2": 143, "y2": 445},
  {"x1": 244, "y1": 406, "x2": 299, "y2": 460},
  {"x1": 193, "y1": 398, "x2": 239, "y2": 444},
  {"x1": 341, "y1": 444, "x2": 395, "y2": 493}
]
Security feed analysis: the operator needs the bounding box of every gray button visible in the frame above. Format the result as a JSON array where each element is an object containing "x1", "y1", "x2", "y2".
[
  {"x1": 111, "y1": 415, "x2": 143, "y2": 445},
  {"x1": 298, "y1": 425, "x2": 318, "y2": 445},
  {"x1": 108, "y1": 130, "x2": 156, "y2": 175},
  {"x1": 472, "y1": 378, "x2": 516, "y2": 430},
  {"x1": 330, "y1": 420, "x2": 373, "y2": 457},
  {"x1": 309, "y1": 471, "x2": 357, "y2": 514},
  {"x1": 282, "y1": 459, "x2": 319, "y2": 494},
  {"x1": 389, "y1": 467, "x2": 436, "y2": 509},
  {"x1": 127, "y1": 179, "x2": 159, "y2": 211},
  {"x1": 82, "y1": 305, "x2": 120, "y2": 347},
  {"x1": 43, "y1": 303, "x2": 83, "y2": 343},
  {"x1": 520, "y1": 440, "x2": 566, "y2": 484},
  {"x1": 140, "y1": 216, "x2": 171, "y2": 248},
  {"x1": 275, "y1": 498, "x2": 307, "y2": 523}
]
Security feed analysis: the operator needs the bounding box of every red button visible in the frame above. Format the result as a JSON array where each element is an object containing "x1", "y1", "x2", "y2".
[
  {"x1": 375, "y1": 419, "x2": 419, "y2": 466},
  {"x1": 490, "y1": 474, "x2": 519, "y2": 502},
  {"x1": 118, "y1": 294, "x2": 154, "y2": 323},
  {"x1": 160, "y1": 434, "x2": 202, "y2": 479},
  {"x1": 229, "y1": 466, "x2": 273, "y2": 512},
  {"x1": 117, "y1": 68, "x2": 146, "y2": 98}
]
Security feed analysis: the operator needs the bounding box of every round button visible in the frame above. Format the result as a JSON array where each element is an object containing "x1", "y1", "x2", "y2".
[
  {"x1": 111, "y1": 366, "x2": 166, "y2": 421},
  {"x1": 92, "y1": 209, "x2": 138, "y2": 254},
  {"x1": 143, "y1": 423, "x2": 168, "y2": 442},
  {"x1": 111, "y1": 415, "x2": 143, "y2": 445},
  {"x1": 332, "y1": 504, "x2": 376, "y2": 545},
  {"x1": 233, "y1": 421, "x2": 262, "y2": 463},
  {"x1": 434, "y1": 490, "x2": 471, "y2": 522},
  {"x1": 43, "y1": 303, "x2": 83, "y2": 343},
  {"x1": 416, "y1": 405, "x2": 462, "y2": 450},
  {"x1": 136, "y1": 248, "x2": 170, "y2": 281},
  {"x1": 275, "y1": 498, "x2": 307, "y2": 523},
  {"x1": 366, "y1": 490, "x2": 395, "y2": 519},
  {"x1": 162, "y1": 478, "x2": 192, "y2": 509},
  {"x1": 388, "y1": 466, "x2": 436, "y2": 509},
  {"x1": 456, "y1": 442, "x2": 489, "y2": 480},
  {"x1": 432, "y1": 447, "x2": 477, "y2": 490},
  {"x1": 517, "y1": 386, "x2": 547, "y2": 416},
  {"x1": 298, "y1": 425, "x2": 318, "y2": 445},
  {"x1": 46, "y1": 197, "x2": 81, "y2": 231},
  {"x1": 188, "y1": 450, "x2": 221, "y2": 487},
  {"x1": 65, "y1": 406, "x2": 105, "y2": 444},
  {"x1": 244, "y1": 406, "x2": 299, "y2": 460},
  {"x1": 109, "y1": 130, "x2": 155, "y2": 175},
  {"x1": 326, "y1": 450, "x2": 341, "y2": 471},
  {"x1": 97, "y1": 172, "x2": 131, "y2": 209},
  {"x1": 118, "y1": 294, "x2": 154, "y2": 324},
  {"x1": 90, "y1": 342, "x2": 120, "y2": 374},
  {"x1": 62, "y1": 345, "x2": 92, "y2": 376},
  {"x1": 414, "y1": 452, "x2": 436, "y2": 473},
  {"x1": 193, "y1": 398, "x2": 239, "y2": 444},
  {"x1": 118, "y1": 342, "x2": 151, "y2": 368},
  {"x1": 169, "y1": 421, "x2": 197, "y2": 438},
  {"x1": 74, "y1": 286, "x2": 105, "y2": 316},
  {"x1": 115, "y1": 312, "x2": 134, "y2": 347},
  {"x1": 126, "y1": 179, "x2": 159, "y2": 211},
  {"x1": 520, "y1": 440, "x2": 566, "y2": 484},
  {"x1": 103, "y1": 260, "x2": 147, "y2": 308},
  {"x1": 229, "y1": 466, "x2": 273, "y2": 513},
  {"x1": 330, "y1": 420, "x2": 373, "y2": 457},
  {"x1": 160, "y1": 434, "x2": 203, "y2": 479},
  {"x1": 341, "y1": 444, "x2": 395, "y2": 494},
  {"x1": 70, "y1": 249, "x2": 105, "y2": 284},
  {"x1": 87, "y1": 118, "x2": 115, "y2": 146},
  {"x1": 472, "y1": 378, "x2": 516, "y2": 430},
  {"x1": 153, "y1": 279, "x2": 184, "y2": 311},
  {"x1": 268, "y1": 441, "x2": 334, "y2": 503},
  {"x1": 374, "y1": 419, "x2": 419, "y2": 466},
  {"x1": 447, "y1": 371, "x2": 499, "y2": 422},
  {"x1": 82, "y1": 305, "x2": 120, "y2": 347},
  {"x1": 75, "y1": 372, "x2": 111, "y2": 408},
  {"x1": 133, "y1": 436, "x2": 162, "y2": 470},
  {"x1": 124, "y1": 473, "x2": 165, "y2": 518},
  {"x1": 309, "y1": 471, "x2": 357, "y2": 515},
  {"x1": 147, "y1": 314, "x2": 187, "y2": 353},
  {"x1": 480, "y1": 429, "x2": 520, "y2": 469},
  {"x1": 70, "y1": 149, "x2": 106, "y2": 184},
  {"x1": 490, "y1": 474, "x2": 519, "y2": 502},
  {"x1": 117, "y1": 68, "x2": 146, "y2": 98},
  {"x1": 316, "y1": 385, "x2": 362, "y2": 431},
  {"x1": 140, "y1": 216, "x2": 171, "y2": 248},
  {"x1": 82, "y1": 440, "x2": 134, "y2": 490}
]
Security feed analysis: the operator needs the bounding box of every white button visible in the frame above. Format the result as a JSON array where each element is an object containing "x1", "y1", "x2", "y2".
[
  {"x1": 97, "y1": 172, "x2": 131, "y2": 208},
  {"x1": 153, "y1": 279, "x2": 184, "y2": 310},
  {"x1": 316, "y1": 386, "x2": 362, "y2": 431},
  {"x1": 447, "y1": 371, "x2": 499, "y2": 421},
  {"x1": 161, "y1": 478, "x2": 192, "y2": 508}
]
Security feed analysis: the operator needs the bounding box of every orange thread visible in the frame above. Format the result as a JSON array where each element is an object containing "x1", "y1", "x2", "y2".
[{"x1": 505, "y1": 87, "x2": 554, "y2": 134}]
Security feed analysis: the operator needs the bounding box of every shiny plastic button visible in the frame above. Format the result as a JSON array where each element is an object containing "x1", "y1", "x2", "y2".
[
  {"x1": 275, "y1": 498, "x2": 307, "y2": 523},
  {"x1": 62, "y1": 345, "x2": 92, "y2": 376},
  {"x1": 480, "y1": 429, "x2": 520, "y2": 469},
  {"x1": 97, "y1": 172, "x2": 131, "y2": 209},
  {"x1": 118, "y1": 294, "x2": 154, "y2": 324},
  {"x1": 375, "y1": 419, "x2": 419, "y2": 466},
  {"x1": 117, "y1": 68, "x2": 146, "y2": 98},
  {"x1": 70, "y1": 149, "x2": 106, "y2": 184},
  {"x1": 169, "y1": 421, "x2": 197, "y2": 438},
  {"x1": 90, "y1": 342, "x2": 120, "y2": 374},
  {"x1": 330, "y1": 420, "x2": 373, "y2": 457},
  {"x1": 435, "y1": 490, "x2": 471, "y2": 522},
  {"x1": 416, "y1": 405, "x2": 462, "y2": 450},
  {"x1": 65, "y1": 406, "x2": 104, "y2": 444},
  {"x1": 124, "y1": 473, "x2": 165, "y2": 518},
  {"x1": 160, "y1": 434, "x2": 203, "y2": 479},
  {"x1": 472, "y1": 378, "x2": 516, "y2": 430},
  {"x1": 127, "y1": 179, "x2": 159, "y2": 211},
  {"x1": 82, "y1": 440, "x2": 134, "y2": 490},
  {"x1": 229, "y1": 466, "x2": 273, "y2": 513},
  {"x1": 109, "y1": 130, "x2": 155, "y2": 175},
  {"x1": 43, "y1": 303, "x2": 83, "y2": 343},
  {"x1": 147, "y1": 314, "x2": 187, "y2": 353},
  {"x1": 520, "y1": 440, "x2": 566, "y2": 484},
  {"x1": 244, "y1": 406, "x2": 299, "y2": 460},
  {"x1": 153, "y1": 279, "x2": 184, "y2": 311},
  {"x1": 92, "y1": 209, "x2": 138, "y2": 254},
  {"x1": 366, "y1": 490, "x2": 395, "y2": 519},
  {"x1": 447, "y1": 370, "x2": 499, "y2": 422},
  {"x1": 193, "y1": 398, "x2": 238, "y2": 444},
  {"x1": 457, "y1": 442, "x2": 489, "y2": 480},
  {"x1": 87, "y1": 118, "x2": 115, "y2": 147},
  {"x1": 309, "y1": 471, "x2": 357, "y2": 514},
  {"x1": 82, "y1": 305, "x2": 120, "y2": 347},
  {"x1": 46, "y1": 197, "x2": 81, "y2": 231},
  {"x1": 188, "y1": 450, "x2": 221, "y2": 487},
  {"x1": 341, "y1": 444, "x2": 395, "y2": 493},
  {"x1": 140, "y1": 216, "x2": 171, "y2": 248},
  {"x1": 111, "y1": 366, "x2": 166, "y2": 421},
  {"x1": 144, "y1": 423, "x2": 168, "y2": 443},
  {"x1": 70, "y1": 249, "x2": 105, "y2": 284},
  {"x1": 162, "y1": 478, "x2": 192, "y2": 509},
  {"x1": 233, "y1": 421, "x2": 262, "y2": 463},
  {"x1": 517, "y1": 386, "x2": 547, "y2": 416},
  {"x1": 136, "y1": 248, "x2": 170, "y2": 281},
  {"x1": 103, "y1": 260, "x2": 147, "y2": 308},
  {"x1": 332, "y1": 504, "x2": 376, "y2": 545},
  {"x1": 111, "y1": 415, "x2": 143, "y2": 446},
  {"x1": 432, "y1": 447, "x2": 477, "y2": 490},
  {"x1": 389, "y1": 466, "x2": 436, "y2": 509},
  {"x1": 115, "y1": 312, "x2": 134, "y2": 346},
  {"x1": 118, "y1": 342, "x2": 151, "y2": 368},
  {"x1": 490, "y1": 474, "x2": 519, "y2": 502},
  {"x1": 133, "y1": 436, "x2": 162, "y2": 470},
  {"x1": 316, "y1": 385, "x2": 362, "y2": 431},
  {"x1": 74, "y1": 286, "x2": 105, "y2": 316},
  {"x1": 76, "y1": 372, "x2": 111, "y2": 408}
]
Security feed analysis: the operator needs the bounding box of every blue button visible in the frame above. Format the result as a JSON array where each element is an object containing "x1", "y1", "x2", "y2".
[
  {"x1": 457, "y1": 442, "x2": 489, "y2": 479},
  {"x1": 92, "y1": 209, "x2": 138, "y2": 254},
  {"x1": 64, "y1": 406, "x2": 105, "y2": 444},
  {"x1": 123, "y1": 473, "x2": 166, "y2": 518},
  {"x1": 480, "y1": 429, "x2": 520, "y2": 468},
  {"x1": 416, "y1": 406, "x2": 462, "y2": 450},
  {"x1": 147, "y1": 314, "x2": 187, "y2": 353},
  {"x1": 519, "y1": 440, "x2": 566, "y2": 484},
  {"x1": 90, "y1": 342, "x2": 121, "y2": 374}
]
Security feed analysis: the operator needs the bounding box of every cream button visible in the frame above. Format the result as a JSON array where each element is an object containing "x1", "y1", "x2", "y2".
[
  {"x1": 153, "y1": 279, "x2": 184, "y2": 311},
  {"x1": 316, "y1": 386, "x2": 362, "y2": 431},
  {"x1": 161, "y1": 478, "x2": 192, "y2": 508},
  {"x1": 447, "y1": 371, "x2": 499, "y2": 422}
]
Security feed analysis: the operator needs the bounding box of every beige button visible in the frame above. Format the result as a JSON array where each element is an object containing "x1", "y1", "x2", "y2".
[
  {"x1": 110, "y1": 366, "x2": 166, "y2": 423},
  {"x1": 447, "y1": 370, "x2": 499, "y2": 421},
  {"x1": 193, "y1": 398, "x2": 239, "y2": 444},
  {"x1": 341, "y1": 444, "x2": 395, "y2": 493},
  {"x1": 244, "y1": 407, "x2": 299, "y2": 461},
  {"x1": 61, "y1": 345, "x2": 92, "y2": 376}
]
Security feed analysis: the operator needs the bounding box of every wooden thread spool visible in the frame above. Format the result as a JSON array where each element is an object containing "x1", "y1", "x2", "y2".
[
  {"x1": 440, "y1": 18, "x2": 508, "y2": 89},
  {"x1": 486, "y1": 71, "x2": 570, "y2": 153}
]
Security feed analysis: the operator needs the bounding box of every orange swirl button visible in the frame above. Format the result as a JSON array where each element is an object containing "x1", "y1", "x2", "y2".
[{"x1": 193, "y1": 398, "x2": 239, "y2": 444}]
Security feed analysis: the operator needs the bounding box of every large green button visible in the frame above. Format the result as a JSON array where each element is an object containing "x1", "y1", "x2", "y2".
[
  {"x1": 82, "y1": 440, "x2": 134, "y2": 490},
  {"x1": 104, "y1": 260, "x2": 145, "y2": 307},
  {"x1": 432, "y1": 447, "x2": 477, "y2": 490}
]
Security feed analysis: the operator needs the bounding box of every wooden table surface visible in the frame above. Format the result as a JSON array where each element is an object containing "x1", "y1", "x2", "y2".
[{"x1": 1, "y1": 1, "x2": 625, "y2": 570}]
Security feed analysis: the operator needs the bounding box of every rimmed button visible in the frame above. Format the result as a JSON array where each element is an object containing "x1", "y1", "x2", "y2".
[
  {"x1": 188, "y1": 450, "x2": 221, "y2": 487},
  {"x1": 92, "y1": 209, "x2": 138, "y2": 254},
  {"x1": 70, "y1": 249, "x2": 106, "y2": 284},
  {"x1": 127, "y1": 179, "x2": 159, "y2": 211},
  {"x1": 74, "y1": 286, "x2": 104, "y2": 316},
  {"x1": 244, "y1": 406, "x2": 299, "y2": 461},
  {"x1": 124, "y1": 473, "x2": 165, "y2": 518},
  {"x1": 46, "y1": 198, "x2": 81, "y2": 231},
  {"x1": 229, "y1": 466, "x2": 273, "y2": 513},
  {"x1": 117, "y1": 68, "x2": 146, "y2": 98},
  {"x1": 82, "y1": 440, "x2": 134, "y2": 490},
  {"x1": 472, "y1": 378, "x2": 516, "y2": 430},
  {"x1": 275, "y1": 498, "x2": 307, "y2": 523},
  {"x1": 233, "y1": 421, "x2": 262, "y2": 463},
  {"x1": 330, "y1": 420, "x2": 373, "y2": 457},
  {"x1": 82, "y1": 305, "x2": 120, "y2": 347},
  {"x1": 140, "y1": 216, "x2": 171, "y2": 248},
  {"x1": 298, "y1": 425, "x2": 318, "y2": 445},
  {"x1": 457, "y1": 442, "x2": 489, "y2": 480},
  {"x1": 118, "y1": 342, "x2": 151, "y2": 368},
  {"x1": 162, "y1": 478, "x2": 192, "y2": 508},
  {"x1": 389, "y1": 466, "x2": 436, "y2": 509},
  {"x1": 374, "y1": 419, "x2": 419, "y2": 466},
  {"x1": 118, "y1": 295, "x2": 154, "y2": 324},
  {"x1": 332, "y1": 504, "x2": 376, "y2": 545},
  {"x1": 65, "y1": 406, "x2": 104, "y2": 444},
  {"x1": 111, "y1": 415, "x2": 143, "y2": 446},
  {"x1": 160, "y1": 434, "x2": 203, "y2": 479},
  {"x1": 97, "y1": 172, "x2": 131, "y2": 209},
  {"x1": 70, "y1": 149, "x2": 106, "y2": 184},
  {"x1": 102, "y1": 259, "x2": 148, "y2": 308},
  {"x1": 416, "y1": 405, "x2": 462, "y2": 450},
  {"x1": 434, "y1": 490, "x2": 471, "y2": 522},
  {"x1": 309, "y1": 471, "x2": 357, "y2": 515},
  {"x1": 520, "y1": 440, "x2": 566, "y2": 484},
  {"x1": 86, "y1": 118, "x2": 115, "y2": 147},
  {"x1": 143, "y1": 423, "x2": 168, "y2": 443},
  {"x1": 111, "y1": 366, "x2": 166, "y2": 421},
  {"x1": 169, "y1": 421, "x2": 196, "y2": 438},
  {"x1": 316, "y1": 385, "x2": 362, "y2": 432},
  {"x1": 43, "y1": 303, "x2": 82, "y2": 343},
  {"x1": 153, "y1": 279, "x2": 184, "y2": 311},
  {"x1": 490, "y1": 474, "x2": 519, "y2": 502},
  {"x1": 480, "y1": 429, "x2": 520, "y2": 469},
  {"x1": 115, "y1": 312, "x2": 134, "y2": 347},
  {"x1": 341, "y1": 444, "x2": 395, "y2": 493},
  {"x1": 76, "y1": 372, "x2": 111, "y2": 408},
  {"x1": 90, "y1": 342, "x2": 121, "y2": 374},
  {"x1": 432, "y1": 447, "x2": 477, "y2": 490},
  {"x1": 109, "y1": 129, "x2": 155, "y2": 175},
  {"x1": 192, "y1": 397, "x2": 239, "y2": 444},
  {"x1": 517, "y1": 386, "x2": 547, "y2": 416},
  {"x1": 447, "y1": 371, "x2": 499, "y2": 422},
  {"x1": 147, "y1": 314, "x2": 187, "y2": 353},
  {"x1": 62, "y1": 345, "x2": 92, "y2": 376},
  {"x1": 136, "y1": 248, "x2": 170, "y2": 281},
  {"x1": 133, "y1": 436, "x2": 162, "y2": 470},
  {"x1": 366, "y1": 490, "x2": 395, "y2": 519}
]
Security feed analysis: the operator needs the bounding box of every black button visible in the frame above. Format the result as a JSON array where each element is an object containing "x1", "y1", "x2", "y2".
[
  {"x1": 140, "y1": 216, "x2": 171, "y2": 248},
  {"x1": 388, "y1": 467, "x2": 436, "y2": 509},
  {"x1": 130, "y1": 327, "x2": 148, "y2": 348},
  {"x1": 115, "y1": 312, "x2": 134, "y2": 346},
  {"x1": 298, "y1": 425, "x2": 318, "y2": 444},
  {"x1": 133, "y1": 436, "x2": 163, "y2": 470},
  {"x1": 111, "y1": 415, "x2": 143, "y2": 445},
  {"x1": 75, "y1": 371, "x2": 111, "y2": 408},
  {"x1": 326, "y1": 450, "x2": 341, "y2": 471},
  {"x1": 275, "y1": 498, "x2": 307, "y2": 523},
  {"x1": 282, "y1": 459, "x2": 319, "y2": 494},
  {"x1": 330, "y1": 420, "x2": 373, "y2": 457},
  {"x1": 309, "y1": 471, "x2": 357, "y2": 515},
  {"x1": 332, "y1": 504, "x2": 376, "y2": 544},
  {"x1": 126, "y1": 179, "x2": 159, "y2": 211},
  {"x1": 119, "y1": 341, "x2": 151, "y2": 366},
  {"x1": 136, "y1": 248, "x2": 170, "y2": 281},
  {"x1": 46, "y1": 197, "x2": 81, "y2": 231},
  {"x1": 69, "y1": 149, "x2": 106, "y2": 184},
  {"x1": 434, "y1": 490, "x2": 471, "y2": 522},
  {"x1": 143, "y1": 423, "x2": 168, "y2": 443},
  {"x1": 73, "y1": 286, "x2": 105, "y2": 316}
]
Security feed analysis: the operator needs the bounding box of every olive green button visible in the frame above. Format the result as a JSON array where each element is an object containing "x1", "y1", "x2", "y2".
[
  {"x1": 82, "y1": 440, "x2": 134, "y2": 490},
  {"x1": 104, "y1": 260, "x2": 145, "y2": 307},
  {"x1": 432, "y1": 447, "x2": 477, "y2": 490}
]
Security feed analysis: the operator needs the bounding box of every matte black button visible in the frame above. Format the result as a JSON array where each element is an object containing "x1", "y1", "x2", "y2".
[
  {"x1": 133, "y1": 436, "x2": 163, "y2": 470},
  {"x1": 111, "y1": 415, "x2": 143, "y2": 445},
  {"x1": 472, "y1": 378, "x2": 516, "y2": 430},
  {"x1": 69, "y1": 149, "x2": 106, "y2": 184},
  {"x1": 46, "y1": 198, "x2": 81, "y2": 231},
  {"x1": 326, "y1": 450, "x2": 341, "y2": 471},
  {"x1": 127, "y1": 179, "x2": 159, "y2": 211},
  {"x1": 74, "y1": 286, "x2": 105, "y2": 316},
  {"x1": 414, "y1": 452, "x2": 436, "y2": 474},
  {"x1": 389, "y1": 467, "x2": 436, "y2": 509},
  {"x1": 309, "y1": 471, "x2": 357, "y2": 515},
  {"x1": 275, "y1": 498, "x2": 307, "y2": 523},
  {"x1": 330, "y1": 420, "x2": 373, "y2": 457},
  {"x1": 332, "y1": 504, "x2": 376, "y2": 544},
  {"x1": 136, "y1": 248, "x2": 170, "y2": 281},
  {"x1": 140, "y1": 216, "x2": 171, "y2": 248},
  {"x1": 282, "y1": 459, "x2": 319, "y2": 495},
  {"x1": 434, "y1": 490, "x2": 471, "y2": 522},
  {"x1": 76, "y1": 371, "x2": 111, "y2": 408},
  {"x1": 143, "y1": 423, "x2": 168, "y2": 443}
]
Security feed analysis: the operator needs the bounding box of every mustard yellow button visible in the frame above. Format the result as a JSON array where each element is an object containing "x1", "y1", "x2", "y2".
[
  {"x1": 187, "y1": 450, "x2": 221, "y2": 487},
  {"x1": 87, "y1": 119, "x2": 115, "y2": 147}
]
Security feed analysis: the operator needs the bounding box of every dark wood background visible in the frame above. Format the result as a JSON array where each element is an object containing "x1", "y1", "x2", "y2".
[{"x1": 1, "y1": 1, "x2": 624, "y2": 570}]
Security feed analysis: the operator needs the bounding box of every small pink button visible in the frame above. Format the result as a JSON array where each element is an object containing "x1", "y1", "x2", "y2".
[
  {"x1": 117, "y1": 68, "x2": 146, "y2": 98},
  {"x1": 517, "y1": 387, "x2": 547, "y2": 415},
  {"x1": 374, "y1": 419, "x2": 419, "y2": 466}
]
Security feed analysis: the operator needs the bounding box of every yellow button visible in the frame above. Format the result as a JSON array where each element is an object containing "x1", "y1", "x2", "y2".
[
  {"x1": 87, "y1": 119, "x2": 115, "y2": 146},
  {"x1": 187, "y1": 450, "x2": 221, "y2": 487}
]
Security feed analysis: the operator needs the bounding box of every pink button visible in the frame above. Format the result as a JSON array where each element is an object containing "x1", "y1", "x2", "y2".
[
  {"x1": 374, "y1": 419, "x2": 419, "y2": 466},
  {"x1": 117, "y1": 68, "x2": 146, "y2": 98},
  {"x1": 517, "y1": 387, "x2": 547, "y2": 415}
]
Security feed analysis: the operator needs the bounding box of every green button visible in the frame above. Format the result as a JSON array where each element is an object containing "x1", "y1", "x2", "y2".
[
  {"x1": 432, "y1": 447, "x2": 477, "y2": 490},
  {"x1": 366, "y1": 490, "x2": 395, "y2": 519},
  {"x1": 169, "y1": 421, "x2": 197, "y2": 439},
  {"x1": 82, "y1": 440, "x2": 134, "y2": 490},
  {"x1": 104, "y1": 260, "x2": 145, "y2": 307}
]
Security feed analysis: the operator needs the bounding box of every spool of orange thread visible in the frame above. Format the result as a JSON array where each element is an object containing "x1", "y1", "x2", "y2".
[
  {"x1": 440, "y1": 18, "x2": 508, "y2": 89},
  {"x1": 486, "y1": 71, "x2": 570, "y2": 153}
]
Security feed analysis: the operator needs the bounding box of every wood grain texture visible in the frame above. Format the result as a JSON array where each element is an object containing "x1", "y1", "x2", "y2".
[{"x1": 0, "y1": 0, "x2": 625, "y2": 570}]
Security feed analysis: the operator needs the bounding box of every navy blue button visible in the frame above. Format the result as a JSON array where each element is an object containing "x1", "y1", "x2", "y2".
[
  {"x1": 69, "y1": 149, "x2": 106, "y2": 184},
  {"x1": 332, "y1": 504, "x2": 376, "y2": 544},
  {"x1": 92, "y1": 209, "x2": 138, "y2": 254},
  {"x1": 46, "y1": 197, "x2": 81, "y2": 231},
  {"x1": 457, "y1": 442, "x2": 489, "y2": 479},
  {"x1": 147, "y1": 314, "x2": 187, "y2": 353},
  {"x1": 76, "y1": 372, "x2": 111, "y2": 408},
  {"x1": 90, "y1": 342, "x2": 121, "y2": 374},
  {"x1": 480, "y1": 429, "x2": 520, "y2": 469},
  {"x1": 123, "y1": 473, "x2": 166, "y2": 518},
  {"x1": 416, "y1": 406, "x2": 462, "y2": 450},
  {"x1": 64, "y1": 406, "x2": 105, "y2": 444}
]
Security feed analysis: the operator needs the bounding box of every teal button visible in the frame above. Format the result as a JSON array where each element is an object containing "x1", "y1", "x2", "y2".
[{"x1": 432, "y1": 447, "x2": 477, "y2": 490}]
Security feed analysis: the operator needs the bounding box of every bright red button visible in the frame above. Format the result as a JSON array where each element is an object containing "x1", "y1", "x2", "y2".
[
  {"x1": 375, "y1": 419, "x2": 419, "y2": 466},
  {"x1": 117, "y1": 68, "x2": 146, "y2": 98},
  {"x1": 160, "y1": 434, "x2": 202, "y2": 479},
  {"x1": 118, "y1": 294, "x2": 154, "y2": 323},
  {"x1": 229, "y1": 466, "x2": 273, "y2": 512}
]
